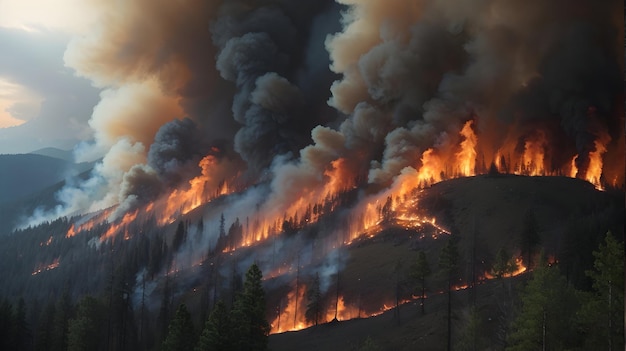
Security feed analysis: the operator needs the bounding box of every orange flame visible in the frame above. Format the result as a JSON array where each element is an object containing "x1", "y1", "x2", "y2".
[
  {"x1": 65, "y1": 208, "x2": 115, "y2": 238},
  {"x1": 32, "y1": 257, "x2": 60, "y2": 275},
  {"x1": 519, "y1": 131, "x2": 547, "y2": 176},
  {"x1": 416, "y1": 149, "x2": 443, "y2": 187},
  {"x1": 584, "y1": 136, "x2": 609, "y2": 189},
  {"x1": 160, "y1": 155, "x2": 235, "y2": 225},
  {"x1": 483, "y1": 256, "x2": 527, "y2": 280},
  {"x1": 271, "y1": 285, "x2": 307, "y2": 333},
  {"x1": 569, "y1": 155, "x2": 578, "y2": 178},
  {"x1": 100, "y1": 210, "x2": 138, "y2": 242},
  {"x1": 456, "y1": 120, "x2": 477, "y2": 177}
]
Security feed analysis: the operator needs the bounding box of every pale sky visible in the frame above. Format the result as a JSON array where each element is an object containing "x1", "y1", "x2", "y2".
[{"x1": 0, "y1": 0, "x2": 100, "y2": 154}]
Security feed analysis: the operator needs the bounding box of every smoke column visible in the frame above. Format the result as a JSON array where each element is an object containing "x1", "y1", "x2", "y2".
[{"x1": 23, "y1": 0, "x2": 622, "y2": 231}]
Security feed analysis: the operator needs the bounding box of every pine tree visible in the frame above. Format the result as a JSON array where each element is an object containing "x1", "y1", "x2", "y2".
[
  {"x1": 51, "y1": 289, "x2": 72, "y2": 351},
  {"x1": 520, "y1": 209, "x2": 540, "y2": 269},
  {"x1": 578, "y1": 231, "x2": 624, "y2": 350},
  {"x1": 14, "y1": 297, "x2": 31, "y2": 351},
  {"x1": 231, "y1": 264, "x2": 270, "y2": 351},
  {"x1": 67, "y1": 296, "x2": 105, "y2": 351},
  {"x1": 455, "y1": 307, "x2": 486, "y2": 351},
  {"x1": 410, "y1": 251, "x2": 431, "y2": 314},
  {"x1": 158, "y1": 275, "x2": 173, "y2": 344},
  {"x1": 0, "y1": 298, "x2": 14, "y2": 351},
  {"x1": 507, "y1": 256, "x2": 579, "y2": 350},
  {"x1": 35, "y1": 300, "x2": 55, "y2": 351},
  {"x1": 491, "y1": 247, "x2": 517, "y2": 279},
  {"x1": 162, "y1": 304, "x2": 196, "y2": 351},
  {"x1": 439, "y1": 237, "x2": 459, "y2": 351},
  {"x1": 305, "y1": 273, "x2": 322, "y2": 326},
  {"x1": 196, "y1": 300, "x2": 232, "y2": 351},
  {"x1": 173, "y1": 221, "x2": 187, "y2": 252}
]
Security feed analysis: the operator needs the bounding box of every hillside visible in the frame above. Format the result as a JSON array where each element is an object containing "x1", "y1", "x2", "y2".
[
  {"x1": 267, "y1": 175, "x2": 623, "y2": 350},
  {"x1": 28, "y1": 147, "x2": 74, "y2": 161},
  {"x1": 0, "y1": 175, "x2": 621, "y2": 350},
  {"x1": 0, "y1": 153, "x2": 93, "y2": 205}
]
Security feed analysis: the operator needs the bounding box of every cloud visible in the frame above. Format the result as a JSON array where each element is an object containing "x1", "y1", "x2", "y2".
[{"x1": 0, "y1": 27, "x2": 99, "y2": 153}]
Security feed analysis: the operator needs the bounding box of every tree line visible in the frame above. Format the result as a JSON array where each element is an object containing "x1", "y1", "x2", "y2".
[{"x1": 403, "y1": 231, "x2": 624, "y2": 350}]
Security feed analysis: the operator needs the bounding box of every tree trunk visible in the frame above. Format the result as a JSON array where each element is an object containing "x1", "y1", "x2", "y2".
[
  {"x1": 421, "y1": 278, "x2": 425, "y2": 315},
  {"x1": 447, "y1": 278, "x2": 452, "y2": 351},
  {"x1": 608, "y1": 280, "x2": 613, "y2": 351},
  {"x1": 542, "y1": 309, "x2": 546, "y2": 351}
]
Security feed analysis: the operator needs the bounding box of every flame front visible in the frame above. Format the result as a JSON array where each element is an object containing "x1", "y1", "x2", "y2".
[
  {"x1": 456, "y1": 120, "x2": 477, "y2": 177},
  {"x1": 32, "y1": 257, "x2": 60, "y2": 276}
]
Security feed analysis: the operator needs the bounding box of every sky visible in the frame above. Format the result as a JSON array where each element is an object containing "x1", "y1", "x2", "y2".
[{"x1": 0, "y1": 0, "x2": 100, "y2": 154}]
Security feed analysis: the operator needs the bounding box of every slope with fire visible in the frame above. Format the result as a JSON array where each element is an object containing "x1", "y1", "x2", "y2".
[
  {"x1": 0, "y1": 0, "x2": 623, "y2": 349},
  {"x1": 1, "y1": 114, "x2": 622, "y2": 349}
]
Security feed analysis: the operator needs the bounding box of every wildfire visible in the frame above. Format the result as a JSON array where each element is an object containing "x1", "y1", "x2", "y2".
[
  {"x1": 584, "y1": 136, "x2": 609, "y2": 189},
  {"x1": 65, "y1": 208, "x2": 115, "y2": 238},
  {"x1": 519, "y1": 131, "x2": 547, "y2": 176},
  {"x1": 32, "y1": 257, "x2": 60, "y2": 275},
  {"x1": 100, "y1": 210, "x2": 138, "y2": 242},
  {"x1": 483, "y1": 257, "x2": 527, "y2": 279},
  {"x1": 270, "y1": 290, "x2": 365, "y2": 334},
  {"x1": 40, "y1": 236, "x2": 53, "y2": 246},
  {"x1": 416, "y1": 149, "x2": 443, "y2": 186},
  {"x1": 160, "y1": 154, "x2": 236, "y2": 225},
  {"x1": 456, "y1": 120, "x2": 477, "y2": 177},
  {"x1": 271, "y1": 285, "x2": 307, "y2": 333}
]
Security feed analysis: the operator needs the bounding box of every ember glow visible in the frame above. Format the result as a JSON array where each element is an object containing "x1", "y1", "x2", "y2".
[
  {"x1": 456, "y1": 120, "x2": 477, "y2": 177},
  {"x1": 16, "y1": 0, "x2": 621, "y2": 341},
  {"x1": 271, "y1": 289, "x2": 374, "y2": 334},
  {"x1": 483, "y1": 257, "x2": 528, "y2": 280},
  {"x1": 31, "y1": 257, "x2": 60, "y2": 276},
  {"x1": 101, "y1": 210, "x2": 138, "y2": 242},
  {"x1": 159, "y1": 154, "x2": 238, "y2": 225}
]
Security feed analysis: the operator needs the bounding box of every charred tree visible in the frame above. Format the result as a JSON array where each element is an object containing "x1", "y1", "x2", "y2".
[
  {"x1": 305, "y1": 273, "x2": 322, "y2": 326},
  {"x1": 520, "y1": 209, "x2": 540, "y2": 270},
  {"x1": 410, "y1": 251, "x2": 431, "y2": 315},
  {"x1": 439, "y1": 237, "x2": 459, "y2": 351}
]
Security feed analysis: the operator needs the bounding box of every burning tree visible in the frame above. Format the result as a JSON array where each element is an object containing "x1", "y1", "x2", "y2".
[{"x1": 491, "y1": 248, "x2": 518, "y2": 279}]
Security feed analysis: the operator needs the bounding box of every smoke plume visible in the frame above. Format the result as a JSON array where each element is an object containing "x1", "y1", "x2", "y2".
[{"x1": 23, "y1": 0, "x2": 622, "y2": 263}]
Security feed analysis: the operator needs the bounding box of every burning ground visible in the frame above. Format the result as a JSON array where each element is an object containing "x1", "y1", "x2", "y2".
[
  {"x1": 2, "y1": 173, "x2": 623, "y2": 346},
  {"x1": 0, "y1": 0, "x2": 623, "y2": 349}
]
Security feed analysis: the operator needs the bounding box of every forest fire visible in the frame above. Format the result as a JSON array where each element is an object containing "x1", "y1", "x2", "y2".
[
  {"x1": 456, "y1": 120, "x2": 477, "y2": 177},
  {"x1": 100, "y1": 210, "x2": 138, "y2": 242},
  {"x1": 5, "y1": 2, "x2": 622, "y2": 350},
  {"x1": 159, "y1": 154, "x2": 237, "y2": 225},
  {"x1": 58, "y1": 110, "x2": 617, "y2": 263},
  {"x1": 39, "y1": 236, "x2": 53, "y2": 246},
  {"x1": 270, "y1": 288, "x2": 365, "y2": 334},
  {"x1": 482, "y1": 257, "x2": 528, "y2": 280},
  {"x1": 31, "y1": 258, "x2": 60, "y2": 276},
  {"x1": 65, "y1": 208, "x2": 115, "y2": 238}
]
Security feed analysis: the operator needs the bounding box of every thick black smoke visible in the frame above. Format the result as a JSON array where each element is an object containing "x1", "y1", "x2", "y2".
[
  {"x1": 26, "y1": 0, "x2": 622, "y2": 229},
  {"x1": 212, "y1": 3, "x2": 338, "y2": 176},
  {"x1": 148, "y1": 118, "x2": 212, "y2": 187}
]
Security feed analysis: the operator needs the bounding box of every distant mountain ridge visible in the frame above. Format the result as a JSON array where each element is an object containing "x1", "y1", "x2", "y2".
[
  {"x1": 0, "y1": 153, "x2": 93, "y2": 205},
  {"x1": 28, "y1": 147, "x2": 75, "y2": 162}
]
